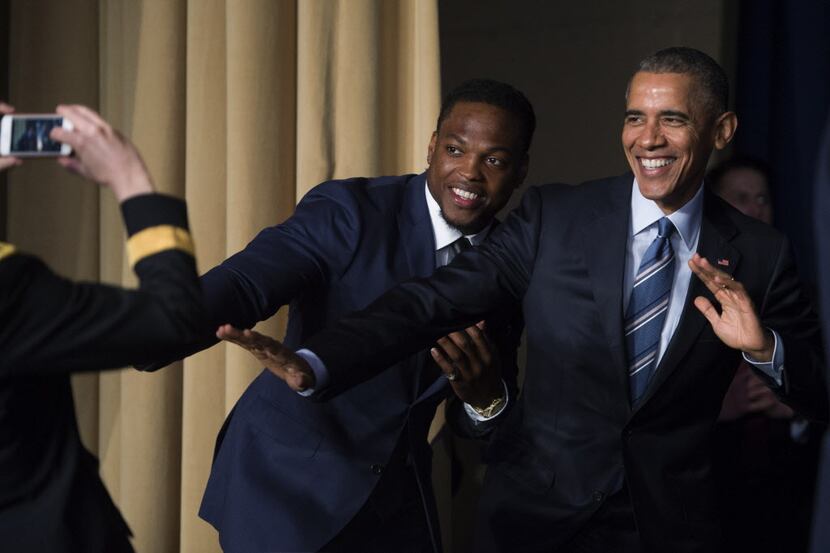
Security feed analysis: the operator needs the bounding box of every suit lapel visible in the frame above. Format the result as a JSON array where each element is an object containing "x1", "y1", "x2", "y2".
[
  {"x1": 635, "y1": 191, "x2": 740, "y2": 410},
  {"x1": 398, "y1": 174, "x2": 449, "y2": 401},
  {"x1": 399, "y1": 173, "x2": 436, "y2": 279},
  {"x1": 581, "y1": 176, "x2": 632, "y2": 407}
]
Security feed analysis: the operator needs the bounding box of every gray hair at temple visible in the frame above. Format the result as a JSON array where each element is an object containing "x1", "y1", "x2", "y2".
[{"x1": 626, "y1": 46, "x2": 730, "y2": 118}]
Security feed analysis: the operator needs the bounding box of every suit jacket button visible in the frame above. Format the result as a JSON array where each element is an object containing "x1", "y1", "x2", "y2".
[
  {"x1": 371, "y1": 463, "x2": 384, "y2": 475},
  {"x1": 592, "y1": 491, "x2": 605, "y2": 503}
]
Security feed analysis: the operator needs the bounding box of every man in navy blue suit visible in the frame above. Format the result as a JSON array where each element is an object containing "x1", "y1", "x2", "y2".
[{"x1": 145, "y1": 79, "x2": 533, "y2": 552}]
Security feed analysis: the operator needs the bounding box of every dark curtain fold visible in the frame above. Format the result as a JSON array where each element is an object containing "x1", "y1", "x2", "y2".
[
  {"x1": 811, "y1": 113, "x2": 830, "y2": 553},
  {"x1": 734, "y1": 0, "x2": 830, "y2": 285}
]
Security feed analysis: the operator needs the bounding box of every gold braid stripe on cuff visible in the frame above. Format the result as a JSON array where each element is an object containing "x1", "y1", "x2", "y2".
[
  {"x1": 126, "y1": 225, "x2": 194, "y2": 268},
  {"x1": 0, "y1": 242, "x2": 17, "y2": 262}
]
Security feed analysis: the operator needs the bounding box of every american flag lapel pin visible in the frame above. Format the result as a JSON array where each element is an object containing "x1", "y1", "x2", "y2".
[{"x1": 717, "y1": 258, "x2": 730, "y2": 267}]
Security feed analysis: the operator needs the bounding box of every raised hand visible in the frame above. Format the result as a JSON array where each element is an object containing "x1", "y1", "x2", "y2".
[
  {"x1": 430, "y1": 321, "x2": 504, "y2": 410},
  {"x1": 49, "y1": 104, "x2": 154, "y2": 202},
  {"x1": 689, "y1": 253, "x2": 774, "y2": 361},
  {"x1": 0, "y1": 102, "x2": 22, "y2": 171},
  {"x1": 216, "y1": 324, "x2": 316, "y2": 392}
]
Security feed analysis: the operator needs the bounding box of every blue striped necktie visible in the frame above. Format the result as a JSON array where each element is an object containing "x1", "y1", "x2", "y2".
[{"x1": 626, "y1": 217, "x2": 676, "y2": 404}]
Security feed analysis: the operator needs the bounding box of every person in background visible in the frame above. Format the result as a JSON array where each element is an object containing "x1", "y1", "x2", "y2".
[
  {"x1": 0, "y1": 102, "x2": 207, "y2": 553},
  {"x1": 707, "y1": 156, "x2": 824, "y2": 553}
]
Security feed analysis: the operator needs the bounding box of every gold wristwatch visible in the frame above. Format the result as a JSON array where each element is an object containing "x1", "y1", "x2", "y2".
[{"x1": 471, "y1": 395, "x2": 506, "y2": 418}]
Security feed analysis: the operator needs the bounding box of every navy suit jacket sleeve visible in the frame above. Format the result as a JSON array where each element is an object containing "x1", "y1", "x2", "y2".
[
  {"x1": 139, "y1": 181, "x2": 363, "y2": 371},
  {"x1": 202, "y1": 184, "x2": 361, "y2": 327},
  {"x1": 0, "y1": 194, "x2": 207, "y2": 376}
]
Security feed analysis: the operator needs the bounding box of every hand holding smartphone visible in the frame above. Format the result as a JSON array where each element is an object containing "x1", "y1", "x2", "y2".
[
  {"x1": 0, "y1": 112, "x2": 73, "y2": 157},
  {"x1": 0, "y1": 102, "x2": 154, "y2": 202}
]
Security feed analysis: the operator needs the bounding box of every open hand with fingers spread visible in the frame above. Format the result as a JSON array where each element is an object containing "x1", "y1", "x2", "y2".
[
  {"x1": 216, "y1": 324, "x2": 316, "y2": 392},
  {"x1": 689, "y1": 253, "x2": 775, "y2": 361},
  {"x1": 430, "y1": 320, "x2": 505, "y2": 412}
]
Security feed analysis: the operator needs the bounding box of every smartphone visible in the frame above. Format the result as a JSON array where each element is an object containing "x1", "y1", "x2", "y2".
[{"x1": 0, "y1": 114, "x2": 73, "y2": 157}]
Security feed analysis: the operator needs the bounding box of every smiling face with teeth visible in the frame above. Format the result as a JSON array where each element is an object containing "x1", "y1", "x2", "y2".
[
  {"x1": 426, "y1": 101, "x2": 528, "y2": 234},
  {"x1": 622, "y1": 71, "x2": 737, "y2": 214}
]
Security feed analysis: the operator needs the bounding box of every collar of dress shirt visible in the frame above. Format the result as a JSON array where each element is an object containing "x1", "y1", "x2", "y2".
[
  {"x1": 424, "y1": 181, "x2": 491, "y2": 250},
  {"x1": 630, "y1": 178, "x2": 704, "y2": 250}
]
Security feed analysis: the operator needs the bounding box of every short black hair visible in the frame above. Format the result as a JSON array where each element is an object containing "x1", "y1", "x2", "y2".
[
  {"x1": 706, "y1": 155, "x2": 772, "y2": 195},
  {"x1": 436, "y1": 79, "x2": 536, "y2": 153},
  {"x1": 628, "y1": 47, "x2": 729, "y2": 117}
]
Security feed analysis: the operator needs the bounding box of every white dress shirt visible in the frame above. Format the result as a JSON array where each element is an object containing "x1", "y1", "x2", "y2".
[{"x1": 624, "y1": 179, "x2": 703, "y2": 366}]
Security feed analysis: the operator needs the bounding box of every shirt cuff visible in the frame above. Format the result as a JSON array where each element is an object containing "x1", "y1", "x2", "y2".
[
  {"x1": 742, "y1": 329, "x2": 785, "y2": 386},
  {"x1": 464, "y1": 380, "x2": 510, "y2": 423},
  {"x1": 295, "y1": 348, "x2": 330, "y2": 397}
]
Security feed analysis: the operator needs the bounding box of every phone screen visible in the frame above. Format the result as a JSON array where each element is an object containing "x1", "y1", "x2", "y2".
[{"x1": 9, "y1": 117, "x2": 65, "y2": 154}]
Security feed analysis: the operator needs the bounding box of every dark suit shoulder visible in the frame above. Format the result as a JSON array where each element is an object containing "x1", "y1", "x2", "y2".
[
  {"x1": 304, "y1": 173, "x2": 420, "y2": 210},
  {"x1": 525, "y1": 173, "x2": 632, "y2": 222}
]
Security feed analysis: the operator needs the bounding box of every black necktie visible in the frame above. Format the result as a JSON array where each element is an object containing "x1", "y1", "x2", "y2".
[{"x1": 447, "y1": 236, "x2": 472, "y2": 264}]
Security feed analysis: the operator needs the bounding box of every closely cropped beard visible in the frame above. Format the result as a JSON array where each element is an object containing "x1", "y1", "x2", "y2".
[{"x1": 440, "y1": 209, "x2": 487, "y2": 236}]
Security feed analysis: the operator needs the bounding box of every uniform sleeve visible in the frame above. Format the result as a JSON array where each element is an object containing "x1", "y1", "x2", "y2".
[{"x1": 0, "y1": 194, "x2": 208, "y2": 376}]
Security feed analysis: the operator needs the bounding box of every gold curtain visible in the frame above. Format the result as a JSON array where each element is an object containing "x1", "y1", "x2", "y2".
[{"x1": 7, "y1": 1, "x2": 440, "y2": 551}]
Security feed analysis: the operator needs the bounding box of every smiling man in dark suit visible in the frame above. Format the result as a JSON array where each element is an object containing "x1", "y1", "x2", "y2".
[
  {"x1": 223, "y1": 48, "x2": 827, "y2": 553},
  {"x1": 144, "y1": 79, "x2": 532, "y2": 552}
]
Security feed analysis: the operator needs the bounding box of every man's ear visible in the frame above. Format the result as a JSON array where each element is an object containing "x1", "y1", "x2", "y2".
[
  {"x1": 426, "y1": 131, "x2": 438, "y2": 166},
  {"x1": 713, "y1": 111, "x2": 738, "y2": 150}
]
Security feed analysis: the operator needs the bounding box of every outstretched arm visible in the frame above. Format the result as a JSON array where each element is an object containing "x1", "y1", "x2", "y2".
[
  {"x1": 0, "y1": 104, "x2": 207, "y2": 376},
  {"x1": 216, "y1": 186, "x2": 543, "y2": 399}
]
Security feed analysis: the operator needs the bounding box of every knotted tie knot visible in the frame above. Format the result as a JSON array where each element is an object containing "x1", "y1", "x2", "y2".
[{"x1": 657, "y1": 217, "x2": 675, "y2": 240}]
